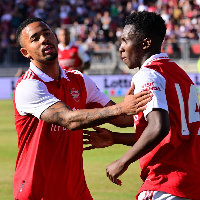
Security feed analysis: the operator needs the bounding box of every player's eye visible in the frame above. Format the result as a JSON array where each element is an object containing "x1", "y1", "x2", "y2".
[{"x1": 31, "y1": 37, "x2": 39, "y2": 42}]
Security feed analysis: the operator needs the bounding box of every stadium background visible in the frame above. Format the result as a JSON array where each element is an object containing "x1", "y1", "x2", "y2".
[{"x1": 0, "y1": 0, "x2": 200, "y2": 199}]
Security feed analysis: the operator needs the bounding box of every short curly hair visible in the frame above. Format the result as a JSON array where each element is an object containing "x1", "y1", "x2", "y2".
[
  {"x1": 125, "y1": 11, "x2": 166, "y2": 42},
  {"x1": 16, "y1": 17, "x2": 47, "y2": 46}
]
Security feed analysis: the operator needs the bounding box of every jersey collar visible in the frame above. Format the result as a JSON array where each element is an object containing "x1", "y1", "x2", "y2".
[
  {"x1": 141, "y1": 53, "x2": 169, "y2": 69},
  {"x1": 30, "y1": 62, "x2": 67, "y2": 82}
]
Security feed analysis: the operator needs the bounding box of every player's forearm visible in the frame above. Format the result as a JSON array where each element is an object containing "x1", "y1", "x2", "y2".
[
  {"x1": 64, "y1": 104, "x2": 124, "y2": 130},
  {"x1": 108, "y1": 114, "x2": 134, "y2": 127},
  {"x1": 41, "y1": 101, "x2": 125, "y2": 130},
  {"x1": 113, "y1": 132, "x2": 136, "y2": 146}
]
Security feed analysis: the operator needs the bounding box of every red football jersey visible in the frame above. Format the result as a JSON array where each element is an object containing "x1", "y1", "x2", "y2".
[
  {"x1": 132, "y1": 53, "x2": 200, "y2": 199},
  {"x1": 13, "y1": 63, "x2": 110, "y2": 200},
  {"x1": 58, "y1": 43, "x2": 90, "y2": 73}
]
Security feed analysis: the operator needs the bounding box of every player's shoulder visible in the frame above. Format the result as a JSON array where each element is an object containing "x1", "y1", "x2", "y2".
[
  {"x1": 15, "y1": 69, "x2": 37, "y2": 85},
  {"x1": 16, "y1": 78, "x2": 45, "y2": 92},
  {"x1": 133, "y1": 66, "x2": 166, "y2": 87},
  {"x1": 64, "y1": 69, "x2": 84, "y2": 80},
  {"x1": 135, "y1": 66, "x2": 162, "y2": 79},
  {"x1": 64, "y1": 69, "x2": 82, "y2": 75},
  {"x1": 64, "y1": 69, "x2": 94, "y2": 84},
  {"x1": 20, "y1": 68, "x2": 42, "y2": 82}
]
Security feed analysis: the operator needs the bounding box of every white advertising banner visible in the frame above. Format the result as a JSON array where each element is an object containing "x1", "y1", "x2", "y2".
[
  {"x1": 89, "y1": 74, "x2": 200, "y2": 96},
  {"x1": 89, "y1": 74, "x2": 133, "y2": 97},
  {"x1": 0, "y1": 74, "x2": 200, "y2": 99},
  {"x1": 0, "y1": 77, "x2": 18, "y2": 99}
]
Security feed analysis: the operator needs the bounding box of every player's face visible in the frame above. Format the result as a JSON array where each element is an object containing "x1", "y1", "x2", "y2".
[
  {"x1": 20, "y1": 21, "x2": 58, "y2": 62},
  {"x1": 119, "y1": 25, "x2": 143, "y2": 69},
  {"x1": 59, "y1": 29, "x2": 70, "y2": 46}
]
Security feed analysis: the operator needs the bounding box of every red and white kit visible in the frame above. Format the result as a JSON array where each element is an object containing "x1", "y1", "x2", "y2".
[
  {"x1": 132, "y1": 53, "x2": 200, "y2": 200},
  {"x1": 13, "y1": 63, "x2": 110, "y2": 200},
  {"x1": 58, "y1": 43, "x2": 90, "y2": 72}
]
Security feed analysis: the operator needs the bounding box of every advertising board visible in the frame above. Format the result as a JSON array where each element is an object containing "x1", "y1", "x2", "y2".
[{"x1": 1, "y1": 74, "x2": 200, "y2": 99}]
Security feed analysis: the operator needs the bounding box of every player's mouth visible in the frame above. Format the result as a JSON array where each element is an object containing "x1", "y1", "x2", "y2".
[
  {"x1": 42, "y1": 45, "x2": 55, "y2": 54},
  {"x1": 122, "y1": 57, "x2": 127, "y2": 62}
]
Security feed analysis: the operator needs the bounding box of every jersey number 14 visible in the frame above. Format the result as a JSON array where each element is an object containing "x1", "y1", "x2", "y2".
[{"x1": 175, "y1": 83, "x2": 200, "y2": 135}]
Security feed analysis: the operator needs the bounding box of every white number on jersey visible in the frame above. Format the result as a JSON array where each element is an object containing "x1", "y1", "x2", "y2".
[{"x1": 175, "y1": 84, "x2": 200, "y2": 135}]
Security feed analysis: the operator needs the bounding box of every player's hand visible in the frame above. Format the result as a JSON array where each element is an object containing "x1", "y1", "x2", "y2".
[
  {"x1": 106, "y1": 159, "x2": 128, "y2": 186},
  {"x1": 83, "y1": 127, "x2": 114, "y2": 150},
  {"x1": 120, "y1": 83, "x2": 153, "y2": 115}
]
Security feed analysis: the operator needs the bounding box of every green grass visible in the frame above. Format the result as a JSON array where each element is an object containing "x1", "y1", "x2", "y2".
[
  {"x1": 1, "y1": 95, "x2": 200, "y2": 199},
  {"x1": 0, "y1": 100, "x2": 17, "y2": 200},
  {"x1": 84, "y1": 94, "x2": 200, "y2": 199},
  {"x1": 0, "y1": 98, "x2": 142, "y2": 200}
]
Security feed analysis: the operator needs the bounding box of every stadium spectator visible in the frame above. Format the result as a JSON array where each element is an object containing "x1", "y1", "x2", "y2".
[
  {"x1": 0, "y1": 0, "x2": 200, "y2": 65},
  {"x1": 58, "y1": 27, "x2": 91, "y2": 73},
  {"x1": 13, "y1": 17, "x2": 152, "y2": 200},
  {"x1": 137, "y1": 2, "x2": 148, "y2": 12},
  {"x1": 59, "y1": 1, "x2": 71, "y2": 25},
  {"x1": 101, "y1": 11, "x2": 112, "y2": 42},
  {"x1": 84, "y1": 11, "x2": 200, "y2": 200},
  {"x1": 33, "y1": 1, "x2": 47, "y2": 20}
]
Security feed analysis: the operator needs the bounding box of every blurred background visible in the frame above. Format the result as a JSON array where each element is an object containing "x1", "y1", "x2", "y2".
[{"x1": 0, "y1": 0, "x2": 200, "y2": 77}]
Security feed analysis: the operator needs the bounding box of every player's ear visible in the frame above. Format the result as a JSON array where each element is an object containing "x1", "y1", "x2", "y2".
[
  {"x1": 143, "y1": 38, "x2": 151, "y2": 49},
  {"x1": 20, "y1": 48, "x2": 32, "y2": 59}
]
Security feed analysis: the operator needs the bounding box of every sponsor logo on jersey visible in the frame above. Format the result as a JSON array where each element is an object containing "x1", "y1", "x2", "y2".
[
  {"x1": 70, "y1": 88, "x2": 80, "y2": 102},
  {"x1": 141, "y1": 82, "x2": 161, "y2": 91}
]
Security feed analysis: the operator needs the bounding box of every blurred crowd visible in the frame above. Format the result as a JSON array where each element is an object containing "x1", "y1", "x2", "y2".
[{"x1": 0, "y1": 0, "x2": 200, "y2": 54}]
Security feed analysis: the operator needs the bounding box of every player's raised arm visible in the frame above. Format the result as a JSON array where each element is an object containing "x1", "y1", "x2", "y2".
[{"x1": 41, "y1": 88, "x2": 152, "y2": 130}]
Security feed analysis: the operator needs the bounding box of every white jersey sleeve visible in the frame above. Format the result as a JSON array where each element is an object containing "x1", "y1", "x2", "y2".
[
  {"x1": 78, "y1": 45, "x2": 90, "y2": 63},
  {"x1": 15, "y1": 79, "x2": 60, "y2": 119},
  {"x1": 132, "y1": 67, "x2": 168, "y2": 118},
  {"x1": 82, "y1": 74, "x2": 110, "y2": 106}
]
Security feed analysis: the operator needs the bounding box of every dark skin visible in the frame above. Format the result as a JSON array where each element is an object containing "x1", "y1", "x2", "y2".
[
  {"x1": 58, "y1": 28, "x2": 90, "y2": 71},
  {"x1": 19, "y1": 21, "x2": 153, "y2": 131},
  {"x1": 84, "y1": 24, "x2": 170, "y2": 185}
]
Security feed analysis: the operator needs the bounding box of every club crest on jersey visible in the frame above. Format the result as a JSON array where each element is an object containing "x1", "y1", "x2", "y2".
[{"x1": 70, "y1": 88, "x2": 80, "y2": 102}]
